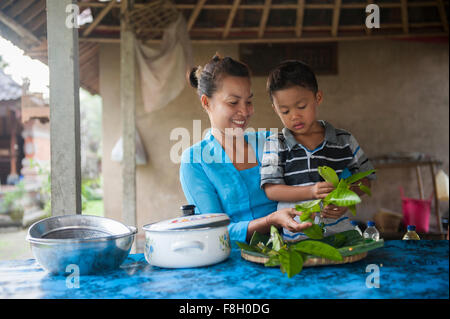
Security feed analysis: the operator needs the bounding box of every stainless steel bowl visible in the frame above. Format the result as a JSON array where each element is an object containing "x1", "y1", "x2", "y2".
[{"x1": 26, "y1": 215, "x2": 137, "y2": 275}]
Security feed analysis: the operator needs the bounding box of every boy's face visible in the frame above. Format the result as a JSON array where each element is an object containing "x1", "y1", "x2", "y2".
[{"x1": 271, "y1": 85, "x2": 323, "y2": 136}]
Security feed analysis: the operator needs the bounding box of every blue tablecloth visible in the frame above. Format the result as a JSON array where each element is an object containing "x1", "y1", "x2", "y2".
[{"x1": 0, "y1": 240, "x2": 448, "y2": 299}]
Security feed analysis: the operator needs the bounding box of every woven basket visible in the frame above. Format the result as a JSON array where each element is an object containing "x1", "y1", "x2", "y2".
[
  {"x1": 125, "y1": 0, "x2": 179, "y2": 41},
  {"x1": 241, "y1": 250, "x2": 368, "y2": 267}
]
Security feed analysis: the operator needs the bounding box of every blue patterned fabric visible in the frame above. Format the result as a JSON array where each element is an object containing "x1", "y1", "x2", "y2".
[{"x1": 0, "y1": 241, "x2": 448, "y2": 299}]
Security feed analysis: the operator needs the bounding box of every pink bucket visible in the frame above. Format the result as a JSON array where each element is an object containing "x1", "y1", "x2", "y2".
[{"x1": 399, "y1": 187, "x2": 432, "y2": 233}]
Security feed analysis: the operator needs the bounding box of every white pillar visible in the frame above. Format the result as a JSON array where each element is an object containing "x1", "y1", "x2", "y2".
[
  {"x1": 46, "y1": 0, "x2": 82, "y2": 216},
  {"x1": 120, "y1": 0, "x2": 137, "y2": 231}
]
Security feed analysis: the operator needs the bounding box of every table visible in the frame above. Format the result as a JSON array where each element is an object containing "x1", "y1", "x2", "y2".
[{"x1": 0, "y1": 241, "x2": 448, "y2": 299}]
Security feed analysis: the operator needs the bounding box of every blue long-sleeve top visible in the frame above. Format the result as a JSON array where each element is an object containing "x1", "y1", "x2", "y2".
[{"x1": 179, "y1": 130, "x2": 278, "y2": 244}]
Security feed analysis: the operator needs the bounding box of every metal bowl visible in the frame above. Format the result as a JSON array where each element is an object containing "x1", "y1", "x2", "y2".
[{"x1": 26, "y1": 215, "x2": 137, "y2": 275}]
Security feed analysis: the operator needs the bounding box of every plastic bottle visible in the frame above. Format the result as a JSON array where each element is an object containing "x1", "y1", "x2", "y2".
[
  {"x1": 402, "y1": 225, "x2": 421, "y2": 240},
  {"x1": 363, "y1": 221, "x2": 380, "y2": 241},
  {"x1": 350, "y1": 220, "x2": 363, "y2": 236}
]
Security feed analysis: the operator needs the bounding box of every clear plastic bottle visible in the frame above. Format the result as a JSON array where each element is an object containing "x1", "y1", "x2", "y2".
[
  {"x1": 402, "y1": 225, "x2": 421, "y2": 240},
  {"x1": 350, "y1": 220, "x2": 363, "y2": 236},
  {"x1": 363, "y1": 221, "x2": 380, "y2": 241}
]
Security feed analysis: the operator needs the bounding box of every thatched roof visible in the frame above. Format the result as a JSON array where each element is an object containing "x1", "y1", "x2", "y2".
[{"x1": 0, "y1": 0, "x2": 448, "y2": 95}]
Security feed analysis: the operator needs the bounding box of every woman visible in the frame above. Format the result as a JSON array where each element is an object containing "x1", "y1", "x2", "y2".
[{"x1": 179, "y1": 55, "x2": 343, "y2": 244}]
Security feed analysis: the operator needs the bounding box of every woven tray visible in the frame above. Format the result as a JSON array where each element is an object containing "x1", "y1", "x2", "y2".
[{"x1": 241, "y1": 249, "x2": 368, "y2": 267}]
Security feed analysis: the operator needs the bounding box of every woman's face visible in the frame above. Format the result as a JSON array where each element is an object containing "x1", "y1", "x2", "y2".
[{"x1": 202, "y1": 75, "x2": 254, "y2": 137}]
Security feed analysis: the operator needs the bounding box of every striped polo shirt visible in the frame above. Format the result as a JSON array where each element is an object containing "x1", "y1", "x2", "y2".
[{"x1": 260, "y1": 120, "x2": 376, "y2": 189}]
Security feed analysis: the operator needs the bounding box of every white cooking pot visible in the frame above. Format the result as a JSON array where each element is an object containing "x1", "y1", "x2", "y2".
[{"x1": 142, "y1": 210, "x2": 231, "y2": 268}]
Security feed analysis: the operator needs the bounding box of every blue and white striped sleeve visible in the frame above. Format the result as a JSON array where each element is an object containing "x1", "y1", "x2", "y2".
[
  {"x1": 260, "y1": 134, "x2": 286, "y2": 188},
  {"x1": 347, "y1": 134, "x2": 376, "y2": 180}
]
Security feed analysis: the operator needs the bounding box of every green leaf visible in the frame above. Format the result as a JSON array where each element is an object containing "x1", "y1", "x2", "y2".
[
  {"x1": 295, "y1": 200, "x2": 322, "y2": 220},
  {"x1": 236, "y1": 242, "x2": 259, "y2": 252},
  {"x1": 302, "y1": 224, "x2": 324, "y2": 239},
  {"x1": 318, "y1": 166, "x2": 339, "y2": 188},
  {"x1": 332, "y1": 233, "x2": 347, "y2": 249},
  {"x1": 344, "y1": 169, "x2": 376, "y2": 185},
  {"x1": 324, "y1": 188, "x2": 362, "y2": 207},
  {"x1": 249, "y1": 231, "x2": 270, "y2": 247},
  {"x1": 291, "y1": 240, "x2": 343, "y2": 261},
  {"x1": 348, "y1": 204, "x2": 357, "y2": 216},
  {"x1": 299, "y1": 211, "x2": 314, "y2": 222},
  {"x1": 267, "y1": 225, "x2": 284, "y2": 251},
  {"x1": 358, "y1": 183, "x2": 372, "y2": 196},
  {"x1": 278, "y1": 248, "x2": 304, "y2": 278},
  {"x1": 264, "y1": 254, "x2": 281, "y2": 267}
]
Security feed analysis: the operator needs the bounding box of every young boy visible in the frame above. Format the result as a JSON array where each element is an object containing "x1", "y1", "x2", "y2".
[{"x1": 260, "y1": 60, "x2": 376, "y2": 242}]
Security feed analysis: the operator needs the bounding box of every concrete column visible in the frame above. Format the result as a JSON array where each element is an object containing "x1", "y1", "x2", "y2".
[
  {"x1": 46, "y1": 0, "x2": 82, "y2": 216},
  {"x1": 120, "y1": 0, "x2": 137, "y2": 230}
]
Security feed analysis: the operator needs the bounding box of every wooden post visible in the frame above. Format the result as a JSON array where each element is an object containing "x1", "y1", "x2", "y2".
[
  {"x1": 46, "y1": 0, "x2": 82, "y2": 216},
  {"x1": 415, "y1": 165, "x2": 424, "y2": 199},
  {"x1": 120, "y1": 0, "x2": 137, "y2": 234},
  {"x1": 430, "y1": 163, "x2": 443, "y2": 234}
]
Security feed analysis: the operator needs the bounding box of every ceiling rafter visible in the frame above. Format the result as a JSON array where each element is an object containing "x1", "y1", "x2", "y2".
[
  {"x1": 223, "y1": 0, "x2": 241, "y2": 39},
  {"x1": 436, "y1": 0, "x2": 449, "y2": 32},
  {"x1": 401, "y1": 0, "x2": 409, "y2": 34},
  {"x1": 16, "y1": 0, "x2": 46, "y2": 26},
  {"x1": 187, "y1": 0, "x2": 207, "y2": 31},
  {"x1": 258, "y1": 0, "x2": 271, "y2": 38},
  {"x1": 295, "y1": 0, "x2": 305, "y2": 37},
  {"x1": 5, "y1": 0, "x2": 35, "y2": 18},
  {"x1": 83, "y1": 0, "x2": 117, "y2": 37},
  {"x1": 331, "y1": 0, "x2": 342, "y2": 37},
  {"x1": 0, "y1": 9, "x2": 40, "y2": 46}
]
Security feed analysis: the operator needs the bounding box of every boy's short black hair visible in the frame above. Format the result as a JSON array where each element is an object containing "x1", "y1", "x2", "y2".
[{"x1": 266, "y1": 60, "x2": 318, "y2": 100}]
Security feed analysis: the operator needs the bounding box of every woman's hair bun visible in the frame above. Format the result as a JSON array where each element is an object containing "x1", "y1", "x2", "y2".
[{"x1": 189, "y1": 66, "x2": 199, "y2": 89}]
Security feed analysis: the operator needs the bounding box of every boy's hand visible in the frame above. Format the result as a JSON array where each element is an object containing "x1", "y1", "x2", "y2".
[
  {"x1": 321, "y1": 204, "x2": 348, "y2": 219},
  {"x1": 270, "y1": 208, "x2": 315, "y2": 233},
  {"x1": 310, "y1": 182, "x2": 335, "y2": 199}
]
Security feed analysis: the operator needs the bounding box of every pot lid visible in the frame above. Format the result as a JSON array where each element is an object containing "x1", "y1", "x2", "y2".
[{"x1": 143, "y1": 213, "x2": 230, "y2": 231}]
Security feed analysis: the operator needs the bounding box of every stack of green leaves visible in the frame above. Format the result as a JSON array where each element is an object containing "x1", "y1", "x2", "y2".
[
  {"x1": 295, "y1": 166, "x2": 376, "y2": 240},
  {"x1": 237, "y1": 226, "x2": 343, "y2": 278}
]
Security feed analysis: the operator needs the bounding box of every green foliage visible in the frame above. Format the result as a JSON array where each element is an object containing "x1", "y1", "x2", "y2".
[
  {"x1": 294, "y1": 166, "x2": 375, "y2": 237},
  {"x1": 29, "y1": 159, "x2": 103, "y2": 214},
  {"x1": 238, "y1": 226, "x2": 343, "y2": 278},
  {"x1": 237, "y1": 228, "x2": 384, "y2": 278},
  {"x1": 0, "y1": 181, "x2": 26, "y2": 214}
]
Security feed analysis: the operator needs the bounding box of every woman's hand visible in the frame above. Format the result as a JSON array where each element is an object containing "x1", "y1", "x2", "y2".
[
  {"x1": 310, "y1": 182, "x2": 335, "y2": 199},
  {"x1": 321, "y1": 204, "x2": 348, "y2": 219},
  {"x1": 268, "y1": 208, "x2": 314, "y2": 233}
]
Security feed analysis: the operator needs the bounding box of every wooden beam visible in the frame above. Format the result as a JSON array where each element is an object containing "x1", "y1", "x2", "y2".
[
  {"x1": 27, "y1": 10, "x2": 47, "y2": 32},
  {"x1": 187, "y1": 0, "x2": 207, "y2": 31},
  {"x1": 6, "y1": 0, "x2": 35, "y2": 18},
  {"x1": 83, "y1": 0, "x2": 116, "y2": 37},
  {"x1": 258, "y1": 0, "x2": 271, "y2": 38},
  {"x1": 401, "y1": 0, "x2": 409, "y2": 34},
  {"x1": 295, "y1": 0, "x2": 305, "y2": 37},
  {"x1": 430, "y1": 163, "x2": 444, "y2": 234},
  {"x1": 46, "y1": 0, "x2": 82, "y2": 216},
  {"x1": 436, "y1": 0, "x2": 449, "y2": 33},
  {"x1": 331, "y1": 0, "x2": 342, "y2": 37},
  {"x1": 0, "y1": 0, "x2": 15, "y2": 10},
  {"x1": 0, "y1": 9, "x2": 41, "y2": 45},
  {"x1": 120, "y1": 0, "x2": 137, "y2": 233},
  {"x1": 223, "y1": 0, "x2": 241, "y2": 38},
  {"x1": 17, "y1": 0, "x2": 46, "y2": 26}
]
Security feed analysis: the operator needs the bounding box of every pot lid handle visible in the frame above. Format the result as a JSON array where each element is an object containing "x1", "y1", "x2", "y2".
[{"x1": 180, "y1": 204, "x2": 196, "y2": 216}]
